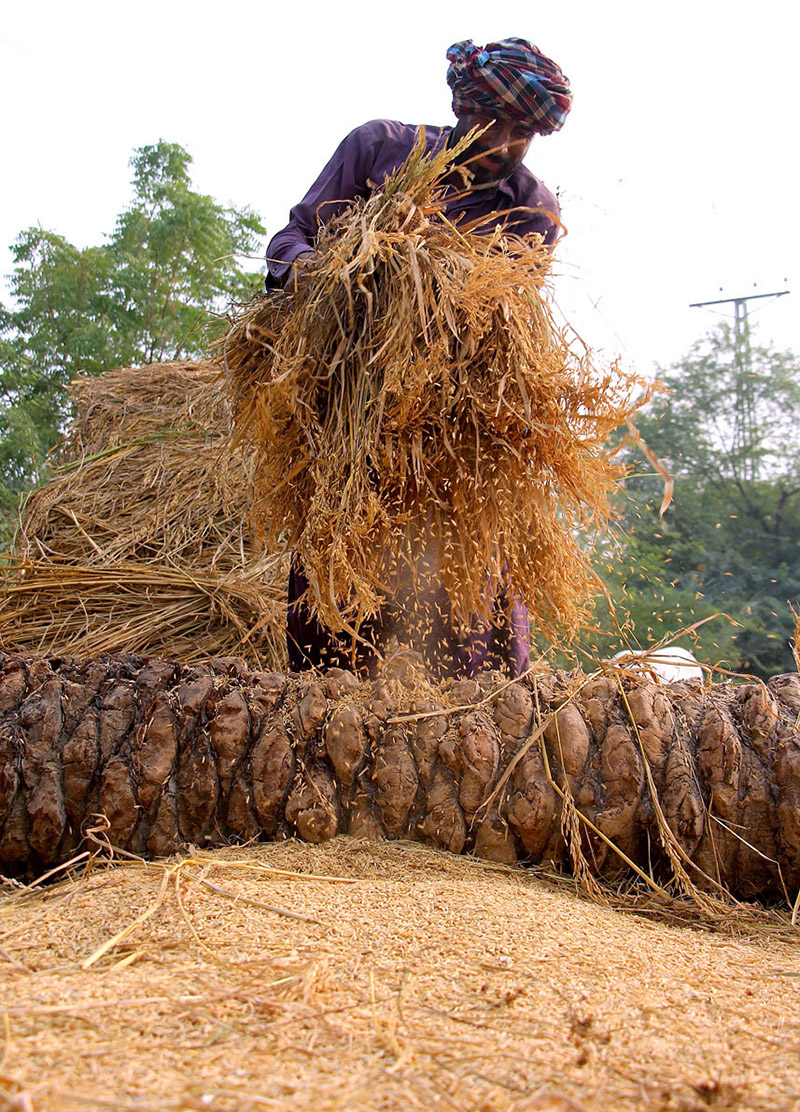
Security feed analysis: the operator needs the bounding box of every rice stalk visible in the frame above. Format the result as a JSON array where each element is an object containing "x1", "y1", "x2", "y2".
[{"x1": 220, "y1": 132, "x2": 654, "y2": 641}]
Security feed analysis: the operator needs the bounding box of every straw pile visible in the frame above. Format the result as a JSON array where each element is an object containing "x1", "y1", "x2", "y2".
[
  {"x1": 2, "y1": 839, "x2": 799, "y2": 1112},
  {"x1": 220, "y1": 133, "x2": 653, "y2": 641},
  {"x1": 0, "y1": 362, "x2": 287, "y2": 666}
]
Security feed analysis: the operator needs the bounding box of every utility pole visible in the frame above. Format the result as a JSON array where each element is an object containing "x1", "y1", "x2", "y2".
[{"x1": 689, "y1": 290, "x2": 790, "y2": 482}]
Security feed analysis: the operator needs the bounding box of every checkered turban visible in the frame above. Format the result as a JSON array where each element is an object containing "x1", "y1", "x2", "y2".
[{"x1": 446, "y1": 38, "x2": 572, "y2": 134}]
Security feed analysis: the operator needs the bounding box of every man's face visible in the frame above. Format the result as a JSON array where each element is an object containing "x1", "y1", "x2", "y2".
[{"x1": 449, "y1": 112, "x2": 537, "y2": 187}]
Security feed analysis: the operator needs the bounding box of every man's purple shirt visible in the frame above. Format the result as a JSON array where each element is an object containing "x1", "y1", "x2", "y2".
[{"x1": 266, "y1": 119, "x2": 560, "y2": 286}]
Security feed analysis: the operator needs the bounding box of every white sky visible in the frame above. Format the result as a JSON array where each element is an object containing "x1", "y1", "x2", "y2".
[{"x1": 2, "y1": 0, "x2": 798, "y2": 375}]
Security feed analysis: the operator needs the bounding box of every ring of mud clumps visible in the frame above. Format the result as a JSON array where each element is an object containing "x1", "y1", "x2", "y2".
[{"x1": 2, "y1": 651, "x2": 799, "y2": 904}]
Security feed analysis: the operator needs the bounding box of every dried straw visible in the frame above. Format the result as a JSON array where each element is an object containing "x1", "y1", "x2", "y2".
[
  {"x1": 220, "y1": 133, "x2": 653, "y2": 641},
  {"x1": 2, "y1": 362, "x2": 287, "y2": 666},
  {"x1": 19, "y1": 362, "x2": 252, "y2": 572},
  {"x1": 0, "y1": 560, "x2": 284, "y2": 665}
]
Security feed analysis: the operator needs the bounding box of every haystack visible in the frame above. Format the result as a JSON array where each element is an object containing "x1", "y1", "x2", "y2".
[
  {"x1": 0, "y1": 362, "x2": 287, "y2": 666},
  {"x1": 221, "y1": 133, "x2": 653, "y2": 641}
]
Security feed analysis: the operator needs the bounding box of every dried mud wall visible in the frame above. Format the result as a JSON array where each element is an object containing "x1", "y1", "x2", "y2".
[{"x1": 1, "y1": 652, "x2": 799, "y2": 899}]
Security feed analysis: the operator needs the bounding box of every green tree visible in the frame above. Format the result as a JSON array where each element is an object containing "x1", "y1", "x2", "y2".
[
  {"x1": 0, "y1": 231, "x2": 116, "y2": 487},
  {"x1": 104, "y1": 143, "x2": 263, "y2": 365},
  {"x1": 588, "y1": 324, "x2": 800, "y2": 678},
  {"x1": 0, "y1": 140, "x2": 264, "y2": 538}
]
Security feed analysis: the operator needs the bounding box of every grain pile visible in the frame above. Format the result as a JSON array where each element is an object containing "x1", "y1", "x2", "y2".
[
  {"x1": 0, "y1": 362, "x2": 287, "y2": 666},
  {"x1": 1, "y1": 839, "x2": 798, "y2": 1112},
  {"x1": 220, "y1": 134, "x2": 653, "y2": 642}
]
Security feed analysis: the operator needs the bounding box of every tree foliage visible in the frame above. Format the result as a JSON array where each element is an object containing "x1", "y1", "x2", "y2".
[
  {"x1": 587, "y1": 323, "x2": 800, "y2": 678},
  {"x1": 0, "y1": 140, "x2": 263, "y2": 537}
]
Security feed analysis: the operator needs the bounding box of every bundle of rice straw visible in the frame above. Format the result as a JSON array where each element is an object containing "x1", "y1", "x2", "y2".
[
  {"x1": 0, "y1": 561, "x2": 283, "y2": 663},
  {"x1": 2, "y1": 362, "x2": 287, "y2": 666},
  {"x1": 221, "y1": 133, "x2": 653, "y2": 640}
]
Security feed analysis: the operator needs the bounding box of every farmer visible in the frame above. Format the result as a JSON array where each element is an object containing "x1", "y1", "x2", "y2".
[{"x1": 265, "y1": 37, "x2": 572, "y2": 678}]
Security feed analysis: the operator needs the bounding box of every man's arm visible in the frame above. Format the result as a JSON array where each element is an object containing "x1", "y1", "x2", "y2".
[{"x1": 265, "y1": 123, "x2": 385, "y2": 288}]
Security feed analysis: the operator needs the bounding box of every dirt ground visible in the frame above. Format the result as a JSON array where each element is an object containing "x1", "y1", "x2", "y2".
[{"x1": 1, "y1": 838, "x2": 798, "y2": 1112}]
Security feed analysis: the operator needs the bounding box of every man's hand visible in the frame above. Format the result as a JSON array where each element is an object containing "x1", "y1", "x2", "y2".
[{"x1": 286, "y1": 251, "x2": 316, "y2": 296}]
